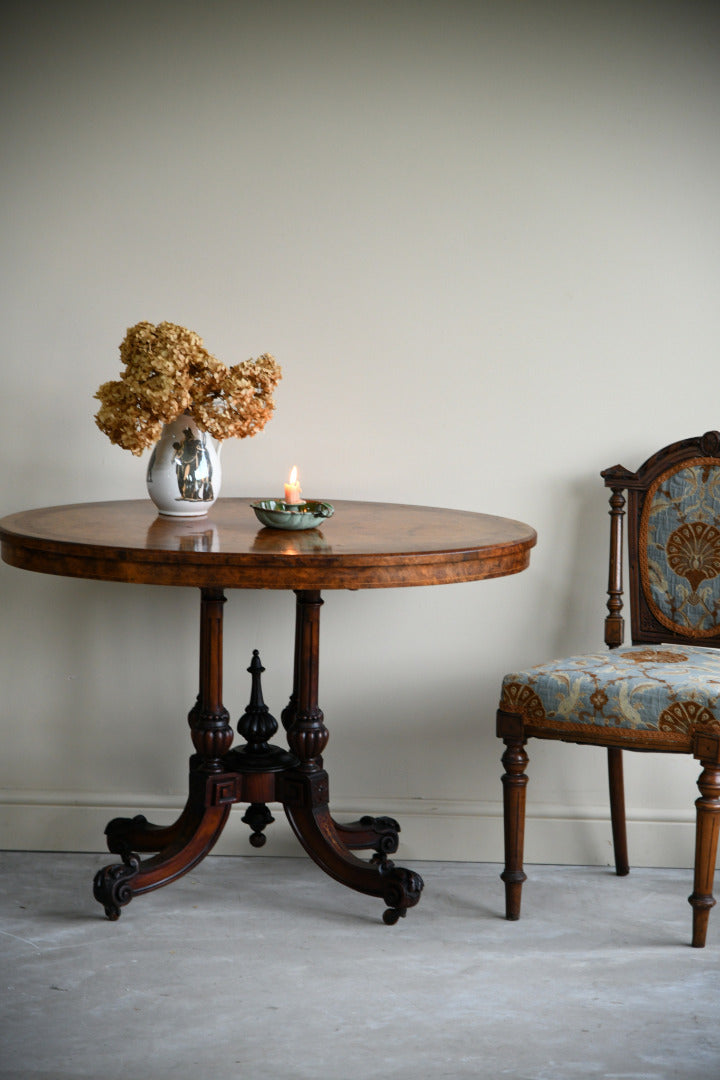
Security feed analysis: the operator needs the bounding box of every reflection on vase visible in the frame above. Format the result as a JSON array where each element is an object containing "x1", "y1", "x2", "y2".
[
  {"x1": 146, "y1": 413, "x2": 222, "y2": 517},
  {"x1": 173, "y1": 427, "x2": 214, "y2": 502}
]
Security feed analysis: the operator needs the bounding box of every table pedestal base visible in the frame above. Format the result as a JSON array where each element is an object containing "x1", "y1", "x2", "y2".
[{"x1": 93, "y1": 588, "x2": 424, "y2": 925}]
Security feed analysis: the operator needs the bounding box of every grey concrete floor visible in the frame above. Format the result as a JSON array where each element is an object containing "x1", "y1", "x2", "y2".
[{"x1": 1, "y1": 852, "x2": 719, "y2": 1080}]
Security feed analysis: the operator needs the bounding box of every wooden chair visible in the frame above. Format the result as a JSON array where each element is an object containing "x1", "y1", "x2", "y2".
[{"x1": 497, "y1": 431, "x2": 720, "y2": 947}]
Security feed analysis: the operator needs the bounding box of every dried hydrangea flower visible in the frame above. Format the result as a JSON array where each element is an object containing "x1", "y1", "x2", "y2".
[
  {"x1": 191, "y1": 354, "x2": 282, "y2": 440},
  {"x1": 94, "y1": 322, "x2": 281, "y2": 455},
  {"x1": 94, "y1": 379, "x2": 165, "y2": 455}
]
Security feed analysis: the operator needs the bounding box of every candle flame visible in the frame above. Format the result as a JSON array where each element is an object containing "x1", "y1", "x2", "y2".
[{"x1": 289, "y1": 466, "x2": 298, "y2": 485}]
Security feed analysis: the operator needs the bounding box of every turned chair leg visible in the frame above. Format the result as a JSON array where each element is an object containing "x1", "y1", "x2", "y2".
[
  {"x1": 500, "y1": 738, "x2": 529, "y2": 920},
  {"x1": 607, "y1": 747, "x2": 629, "y2": 876},
  {"x1": 689, "y1": 761, "x2": 720, "y2": 948}
]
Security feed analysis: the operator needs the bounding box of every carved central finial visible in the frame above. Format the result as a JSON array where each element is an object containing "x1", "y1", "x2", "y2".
[{"x1": 236, "y1": 649, "x2": 279, "y2": 754}]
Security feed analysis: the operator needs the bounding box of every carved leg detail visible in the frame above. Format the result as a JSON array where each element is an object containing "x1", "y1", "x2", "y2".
[
  {"x1": 282, "y1": 590, "x2": 423, "y2": 923},
  {"x1": 104, "y1": 804, "x2": 198, "y2": 858},
  {"x1": 689, "y1": 761, "x2": 720, "y2": 948},
  {"x1": 94, "y1": 801, "x2": 231, "y2": 918},
  {"x1": 187, "y1": 589, "x2": 234, "y2": 770},
  {"x1": 285, "y1": 793, "x2": 423, "y2": 924},
  {"x1": 93, "y1": 855, "x2": 141, "y2": 921},
  {"x1": 500, "y1": 737, "x2": 529, "y2": 920},
  {"x1": 334, "y1": 816, "x2": 401, "y2": 857},
  {"x1": 94, "y1": 587, "x2": 235, "y2": 919},
  {"x1": 379, "y1": 862, "x2": 425, "y2": 925}
]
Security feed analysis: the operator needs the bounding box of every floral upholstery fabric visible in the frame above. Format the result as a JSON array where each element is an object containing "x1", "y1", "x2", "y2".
[
  {"x1": 641, "y1": 460, "x2": 720, "y2": 638},
  {"x1": 499, "y1": 645, "x2": 720, "y2": 745}
]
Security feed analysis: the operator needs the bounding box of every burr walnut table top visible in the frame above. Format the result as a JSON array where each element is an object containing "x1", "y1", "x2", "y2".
[{"x1": 0, "y1": 498, "x2": 536, "y2": 591}]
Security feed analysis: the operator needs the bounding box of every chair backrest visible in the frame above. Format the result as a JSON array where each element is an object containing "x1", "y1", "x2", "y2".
[{"x1": 602, "y1": 431, "x2": 720, "y2": 649}]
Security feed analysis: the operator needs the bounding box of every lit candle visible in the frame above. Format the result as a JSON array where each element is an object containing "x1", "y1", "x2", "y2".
[{"x1": 284, "y1": 466, "x2": 303, "y2": 505}]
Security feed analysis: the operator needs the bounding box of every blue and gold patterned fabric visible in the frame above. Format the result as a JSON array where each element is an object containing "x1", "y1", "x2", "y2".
[
  {"x1": 641, "y1": 461, "x2": 720, "y2": 638},
  {"x1": 499, "y1": 645, "x2": 720, "y2": 749}
]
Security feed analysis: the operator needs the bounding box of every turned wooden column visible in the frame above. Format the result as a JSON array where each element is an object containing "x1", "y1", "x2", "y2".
[
  {"x1": 500, "y1": 738, "x2": 529, "y2": 920},
  {"x1": 689, "y1": 753, "x2": 720, "y2": 947},
  {"x1": 188, "y1": 588, "x2": 234, "y2": 771},
  {"x1": 604, "y1": 485, "x2": 626, "y2": 649},
  {"x1": 285, "y1": 590, "x2": 329, "y2": 770}
]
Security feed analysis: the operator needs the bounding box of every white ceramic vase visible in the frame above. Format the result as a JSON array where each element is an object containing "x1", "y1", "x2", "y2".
[{"x1": 146, "y1": 413, "x2": 222, "y2": 517}]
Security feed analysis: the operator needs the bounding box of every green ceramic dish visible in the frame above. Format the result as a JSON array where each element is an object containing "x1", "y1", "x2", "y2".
[{"x1": 251, "y1": 499, "x2": 335, "y2": 531}]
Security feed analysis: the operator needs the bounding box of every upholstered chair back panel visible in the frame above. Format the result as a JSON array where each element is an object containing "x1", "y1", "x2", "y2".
[{"x1": 639, "y1": 460, "x2": 720, "y2": 640}]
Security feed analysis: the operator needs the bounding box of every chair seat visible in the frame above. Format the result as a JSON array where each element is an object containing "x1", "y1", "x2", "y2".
[{"x1": 499, "y1": 644, "x2": 720, "y2": 749}]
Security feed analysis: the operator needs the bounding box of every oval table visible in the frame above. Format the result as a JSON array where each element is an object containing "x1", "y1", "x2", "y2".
[{"x1": 0, "y1": 498, "x2": 536, "y2": 923}]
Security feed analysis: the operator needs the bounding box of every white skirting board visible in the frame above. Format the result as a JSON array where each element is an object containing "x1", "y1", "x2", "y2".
[{"x1": 0, "y1": 792, "x2": 696, "y2": 869}]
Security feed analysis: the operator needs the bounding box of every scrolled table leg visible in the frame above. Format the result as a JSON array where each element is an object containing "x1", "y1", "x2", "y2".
[
  {"x1": 93, "y1": 587, "x2": 234, "y2": 918},
  {"x1": 94, "y1": 799, "x2": 231, "y2": 918},
  {"x1": 282, "y1": 590, "x2": 424, "y2": 923},
  {"x1": 282, "y1": 778, "x2": 423, "y2": 923},
  {"x1": 93, "y1": 854, "x2": 141, "y2": 920}
]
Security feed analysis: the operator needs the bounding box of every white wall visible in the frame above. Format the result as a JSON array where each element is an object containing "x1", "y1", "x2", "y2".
[{"x1": 2, "y1": 1, "x2": 719, "y2": 870}]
